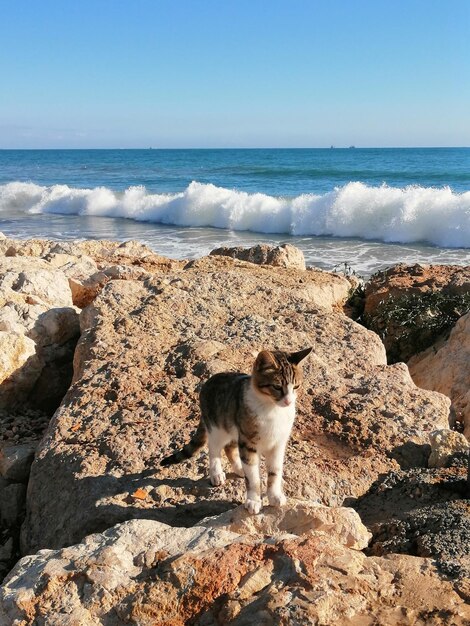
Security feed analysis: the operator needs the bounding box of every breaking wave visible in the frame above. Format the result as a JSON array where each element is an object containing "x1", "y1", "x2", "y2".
[{"x1": 1, "y1": 180, "x2": 469, "y2": 248}]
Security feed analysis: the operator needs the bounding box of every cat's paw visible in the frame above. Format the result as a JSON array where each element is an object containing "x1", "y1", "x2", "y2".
[
  {"x1": 268, "y1": 492, "x2": 287, "y2": 507},
  {"x1": 244, "y1": 498, "x2": 262, "y2": 514},
  {"x1": 210, "y1": 471, "x2": 226, "y2": 486}
]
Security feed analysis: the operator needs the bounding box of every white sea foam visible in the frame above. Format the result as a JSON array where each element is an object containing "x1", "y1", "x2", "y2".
[{"x1": 1, "y1": 180, "x2": 469, "y2": 248}]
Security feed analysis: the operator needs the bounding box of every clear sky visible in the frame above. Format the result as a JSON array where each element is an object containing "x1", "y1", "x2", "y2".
[{"x1": 1, "y1": 0, "x2": 469, "y2": 148}]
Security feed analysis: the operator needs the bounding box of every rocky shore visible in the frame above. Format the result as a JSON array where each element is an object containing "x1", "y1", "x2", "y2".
[{"x1": 0, "y1": 234, "x2": 469, "y2": 625}]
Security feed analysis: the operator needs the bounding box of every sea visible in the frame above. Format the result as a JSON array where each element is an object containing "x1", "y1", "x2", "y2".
[{"x1": 0, "y1": 148, "x2": 469, "y2": 277}]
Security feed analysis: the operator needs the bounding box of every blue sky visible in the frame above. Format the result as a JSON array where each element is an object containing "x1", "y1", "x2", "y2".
[{"x1": 1, "y1": 0, "x2": 469, "y2": 148}]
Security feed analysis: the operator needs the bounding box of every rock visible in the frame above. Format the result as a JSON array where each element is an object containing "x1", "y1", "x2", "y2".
[
  {"x1": 409, "y1": 312, "x2": 470, "y2": 439},
  {"x1": 0, "y1": 333, "x2": 42, "y2": 409},
  {"x1": 12, "y1": 269, "x2": 73, "y2": 308},
  {"x1": 210, "y1": 243, "x2": 306, "y2": 270},
  {"x1": 44, "y1": 252, "x2": 98, "y2": 278},
  {"x1": 0, "y1": 258, "x2": 73, "y2": 308},
  {"x1": 22, "y1": 255, "x2": 450, "y2": 553},
  {"x1": 0, "y1": 302, "x2": 46, "y2": 337},
  {"x1": 0, "y1": 535, "x2": 15, "y2": 583},
  {"x1": 1, "y1": 237, "x2": 181, "y2": 311},
  {"x1": 365, "y1": 263, "x2": 470, "y2": 315},
  {"x1": 428, "y1": 430, "x2": 470, "y2": 468},
  {"x1": 1, "y1": 518, "x2": 238, "y2": 625},
  {"x1": 44, "y1": 252, "x2": 103, "y2": 309},
  {"x1": 61, "y1": 239, "x2": 183, "y2": 273},
  {"x1": 0, "y1": 333, "x2": 37, "y2": 386},
  {"x1": 364, "y1": 263, "x2": 470, "y2": 362},
  {"x1": 28, "y1": 343, "x2": 77, "y2": 415},
  {"x1": 0, "y1": 310, "x2": 78, "y2": 413},
  {"x1": 0, "y1": 236, "x2": 185, "y2": 411},
  {"x1": 2, "y1": 511, "x2": 469, "y2": 625},
  {"x1": 27, "y1": 307, "x2": 80, "y2": 349},
  {"x1": 0, "y1": 483, "x2": 26, "y2": 527},
  {"x1": 68, "y1": 272, "x2": 110, "y2": 309},
  {"x1": 0, "y1": 239, "x2": 50, "y2": 258},
  {"x1": 0, "y1": 408, "x2": 50, "y2": 446},
  {"x1": 201, "y1": 499, "x2": 371, "y2": 549},
  {"x1": 0, "y1": 252, "x2": 82, "y2": 412},
  {"x1": 354, "y1": 463, "x2": 470, "y2": 581},
  {"x1": 0, "y1": 443, "x2": 36, "y2": 482},
  {"x1": 102, "y1": 264, "x2": 151, "y2": 281},
  {"x1": 0, "y1": 306, "x2": 24, "y2": 335},
  {"x1": 0, "y1": 538, "x2": 13, "y2": 562},
  {"x1": 69, "y1": 266, "x2": 155, "y2": 308}
]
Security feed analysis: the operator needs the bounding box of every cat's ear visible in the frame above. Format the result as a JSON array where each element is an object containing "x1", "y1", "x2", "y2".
[
  {"x1": 254, "y1": 350, "x2": 278, "y2": 372},
  {"x1": 288, "y1": 347, "x2": 313, "y2": 365}
]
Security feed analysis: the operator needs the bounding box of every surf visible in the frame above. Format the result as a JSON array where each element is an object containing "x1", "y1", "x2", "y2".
[{"x1": 1, "y1": 180, "x2": 469, "y2": 248}]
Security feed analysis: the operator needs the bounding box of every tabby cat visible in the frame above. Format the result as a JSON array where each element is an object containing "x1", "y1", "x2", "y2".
[{"x1": 160, "y1": 347, "x2": 312, "y2": 514}]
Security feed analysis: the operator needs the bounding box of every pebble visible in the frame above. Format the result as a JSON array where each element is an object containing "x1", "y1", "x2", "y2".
[{"x1": 0, "y1": 409, "x2": 50, "y2": 445}]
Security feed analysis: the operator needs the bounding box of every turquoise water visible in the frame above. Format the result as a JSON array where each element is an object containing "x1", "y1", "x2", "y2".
[
  {"x1": 1, "y1": 148, "x2": 469, "y2": 275},
  {"x1": 1, "y1": 148, "x2": 469, "y2": 194}
]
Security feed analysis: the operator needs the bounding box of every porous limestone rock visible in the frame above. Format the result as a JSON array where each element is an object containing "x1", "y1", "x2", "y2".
[
  {"x1": 200, "y1": 499, "x2": 371, "y2": 550},
  {"x1": 0, "y1": 258, "x2": 73, "y2": 309},
  {"x1": 22, "y1": 255, "x2": 450, "y2": 553},
  {"x1": 354, "y1": 462, "x2": 470, "y2": 582},
  {"x1": 409, "y1": 312, "x2": 470, "y2": 439},
  {"x1": 44, "y1": 252, "x2": 98, "y2": 278},
  {"x1": 0, "y1": 252, "x2": 83, "y2": 411},
  {"x1": 0, "y1": 333, "x2": 41, "y2": 409},
  {"x1": 1, "y1": 237, "x2": 183, "y2": 310},
  {"x1": 210, "y1": 243, "x2": 307, "y2": 270},
  {"x1": 364, "y1": 263, "x2": 470, "y2": 362},
  {"x1": 0, "y1": 311, "x2": 79, "y2": 412},
  {"x1": 365, "y1": 263, "x2": 470, "y2": 315},
  {"x1": 0, "y1": 483, "x2": 26, "y2": 528},
  {"x1": 13, "y1": 269, "x2": 74, "y2": 309},
  {"x1": 0, "y1": 334, "x2": 37, "y2": 387},
  {"x1": 2, "y1": 510, "x2": 469, "y2": 626},
  {"x1": 0, "y1": 443, "x2": 36, "y2": 483},
  {"x1": 428, "y1": 429, "x2": 470, "y2": 468}
]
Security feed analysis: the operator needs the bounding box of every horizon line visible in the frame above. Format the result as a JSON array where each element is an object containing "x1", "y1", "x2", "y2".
[{"x1": 1, "y1": 145, "x2": 469, "y2": 151}]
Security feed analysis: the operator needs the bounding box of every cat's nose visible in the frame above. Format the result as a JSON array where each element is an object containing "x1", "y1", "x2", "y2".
[{"x1": 283, "y1": 397, "x2": 293, "y2": 406}]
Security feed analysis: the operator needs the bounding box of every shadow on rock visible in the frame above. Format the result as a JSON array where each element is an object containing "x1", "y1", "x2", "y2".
[
  {"x1": 389, "y1": 441, "x2": 431, "y2": 469},
  {"x1": 352, "y1": 456, "x2": 470, "y2": 580}
]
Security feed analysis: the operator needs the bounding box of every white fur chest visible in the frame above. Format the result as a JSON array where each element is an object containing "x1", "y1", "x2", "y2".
[{"x1": 245, "y1": 385, "x2": 295, "y2": 453}]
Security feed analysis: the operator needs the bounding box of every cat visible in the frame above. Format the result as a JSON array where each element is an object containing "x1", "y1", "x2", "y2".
[{"x1": 160, "y1": 347, "x2": 312, "y2": 514}]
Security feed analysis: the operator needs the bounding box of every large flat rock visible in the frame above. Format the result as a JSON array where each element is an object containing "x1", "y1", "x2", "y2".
[
  {"x1": 3, "y1": 505, "x2": 469, "y2": 625},
  {"x1": 22, "y1": 256, "x2": 450, "y2": 553}
]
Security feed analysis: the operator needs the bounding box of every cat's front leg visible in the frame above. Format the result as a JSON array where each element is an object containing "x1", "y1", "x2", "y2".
[
  {"x1": 265, "y1": 444, "x2": 287, "y2": 507},
  {"x1": 239, "y1": 439, "x2": 261, "y2": 514}
]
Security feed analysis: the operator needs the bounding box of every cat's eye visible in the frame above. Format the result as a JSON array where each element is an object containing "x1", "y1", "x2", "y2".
[
  {"x1": 294, "y1": 384, "x2": 300, "y2": 389},
  {"x1": 271, "y1": 385, "x2": 282, "y2": 392}
]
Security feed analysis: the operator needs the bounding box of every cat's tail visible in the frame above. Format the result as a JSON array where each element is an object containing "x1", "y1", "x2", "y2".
[{"x1": 160, "y1": 420, "x2": 208, "y2": 466}]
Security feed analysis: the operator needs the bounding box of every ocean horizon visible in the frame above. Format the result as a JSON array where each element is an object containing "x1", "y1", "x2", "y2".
[{"x1": 1, "y1": 147, "x2": 469, "y2": 276}]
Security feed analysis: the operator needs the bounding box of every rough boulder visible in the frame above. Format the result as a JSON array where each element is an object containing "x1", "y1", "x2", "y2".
[
  {"x1": 3, "y1": 503, "x2": 469, "y2": 626},
  {"x1": 22, "y1": 255, "x2": 450, "y2": 553},
  {"x1": 409, "y1": 312, "x2": 470, "y2": 439},
  {"x1": 210, "y1": 243, "x2": 307, "y2": 270},
  {"x1": 364, "y1": 263, "x2": 470, "y2": 362}
]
